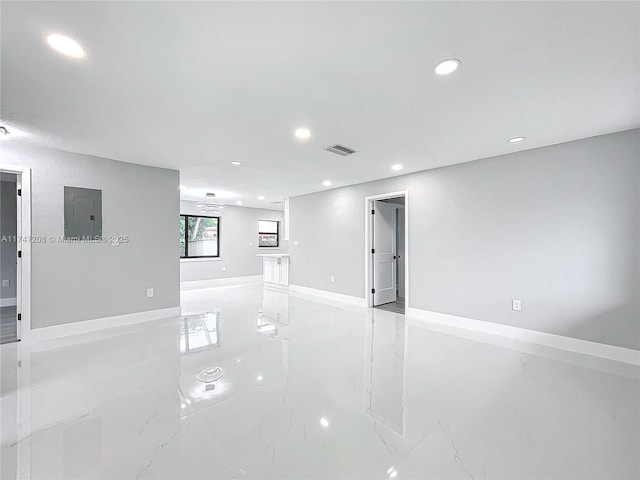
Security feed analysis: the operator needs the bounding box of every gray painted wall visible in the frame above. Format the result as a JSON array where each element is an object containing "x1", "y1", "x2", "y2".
[
  {"x1": 289, "y1": 129, "x2": 640, "y2": 350},
  {"x1": 1, "y1": 140, "x2": 180, "y2": 329},
  {"x1": 0, "y1": 180, "x2": 17, "y2": 301},
  {"x1": 180, "y1": 201, "x2": 285, "y2": 282}
]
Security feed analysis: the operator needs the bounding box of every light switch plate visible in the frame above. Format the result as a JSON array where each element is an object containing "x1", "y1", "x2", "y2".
[
  {"x1": 512, "y1": 299, "x2": 522, "y2": 311},
  {"x1": 2, "y1": 280, "x2": 9, "y2": 287},
  {"x1": 147, "y1": 288, "x2": 154, "y2": 298}
]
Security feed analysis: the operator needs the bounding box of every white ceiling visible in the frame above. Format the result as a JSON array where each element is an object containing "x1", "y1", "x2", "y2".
[{"x1": 2, "y1": 1, "x2": 639, "y2": 209}]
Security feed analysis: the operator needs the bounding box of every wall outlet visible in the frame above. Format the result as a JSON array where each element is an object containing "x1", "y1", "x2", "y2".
[
  {"x1": 222, "y1": 266, "x2": 227, "y2": 272},
  {"x1": 147, "y1": 288, "x2": 154, "y2": 298},
  {"x1": 1, "y1": 280, "x2": 9, "y2": 287},
  {"x1": 512, "y1": 299, "x2": 522, "y2": 311},
  {"x1": 293, "y1": 240, "x2": 300, "y2": 247},
  {"x1": 330, "y1": 275, "x2": 335, "y2": 283}
]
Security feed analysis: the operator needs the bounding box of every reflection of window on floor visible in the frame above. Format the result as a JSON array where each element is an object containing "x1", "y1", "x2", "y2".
[
  {"x1": 181, "y1": 312, "x2": 220, "y2": 353},
  {"x1": 257, "y1": 311, "x2": 277, "y2": 336}
]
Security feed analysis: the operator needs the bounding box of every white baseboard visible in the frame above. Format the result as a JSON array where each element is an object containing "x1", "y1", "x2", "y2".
[
  {"x1": 264, "y1": 282, "x2": 290, "y2": 292},
  {"x1": 0, "y1": 297, "x2": 17, "y2": 307},
  {"x1": 289, "y1": 284, "x2": 367, "y2": 307},
  {"x1": 181, "y1": 275, "x2": 262, "y2": 292},
  {"x1": 25, "y1": 306, "x2": 182, "y2": 343},
  {"x1": 407, "y1": 307, "x2": 640, "y2": 366}
]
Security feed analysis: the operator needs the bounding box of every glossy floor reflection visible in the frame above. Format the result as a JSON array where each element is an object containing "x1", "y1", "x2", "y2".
[{"x1": 1, "y1": 284, "x2": 639, "y2": 479}]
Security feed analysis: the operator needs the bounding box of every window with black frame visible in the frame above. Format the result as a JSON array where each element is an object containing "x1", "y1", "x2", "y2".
[
  {"x1": 258, "y1": 220, "x2": 279, "y2": 248},
  {"x1": 180, "y1": 215, "x2": 220, "y2": 258}
]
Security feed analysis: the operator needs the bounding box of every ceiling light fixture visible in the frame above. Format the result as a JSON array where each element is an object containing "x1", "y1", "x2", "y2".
[
  {"x1": 391, "y1": 164, "x2": 403, "y2": 171},
  {"x1": 231, "y1": 161, "x2": 243, "y2": 166},
  {"x1": 320, "y1": 417, "x2": 330, "y2": 428},
  {"x1": 434, "y1": 58, "x2": 461, "y2": 75},
  {"x1": 295, "y1": 128, "x2": 311, "y2": 140},
  {"x1": 46, "y1": 33, "x2": 86, "y2": 59},
  {"x1": 322, "y1": 180, "x2": 332, "y2": 187},
  {"x1": 508, "y1": 136, "x2": 526, "y2": 143},
  {"x1": 258, "y1": 195, "x2": 265, "y2": 200}
]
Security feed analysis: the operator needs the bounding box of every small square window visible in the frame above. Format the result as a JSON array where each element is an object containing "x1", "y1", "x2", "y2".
[{"x1": 180, "y1": 214, "x2": 220, "y2": 258}]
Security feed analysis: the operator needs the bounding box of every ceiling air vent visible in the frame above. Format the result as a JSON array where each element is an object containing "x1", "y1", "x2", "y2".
[{"x1": 324, "y1": 144, "x2": 357, "y2": 156}]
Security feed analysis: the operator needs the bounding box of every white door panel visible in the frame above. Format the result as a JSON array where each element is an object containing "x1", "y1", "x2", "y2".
[
  {"x1": 15, "y1": 175, "x2": 22, "y2": 341},
  {"x1": 373, "y1": 201, "x2": 397, "y2": 306}
]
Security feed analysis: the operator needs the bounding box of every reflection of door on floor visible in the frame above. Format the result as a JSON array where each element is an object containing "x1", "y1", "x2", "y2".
[{"x1": 0, "y1": 173, "x2": 19, "y2": 344}]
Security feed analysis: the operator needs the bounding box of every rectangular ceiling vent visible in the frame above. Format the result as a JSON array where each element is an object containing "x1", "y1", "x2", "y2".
[{"x1": 324, "y1": 144, "x2": 357, "y2": 156}]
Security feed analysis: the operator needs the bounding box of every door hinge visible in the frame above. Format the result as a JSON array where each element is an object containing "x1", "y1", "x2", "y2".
[
  {"x1": 371, "y1": 248, "x2": 375, "y2": 254},
  {"x1": 371, "y1": 209, "x2": 375, "y2": 215},
  {"x1": 17, "y1": 313, "x2": 22, "y2": 321},
  {"x1": 17, "y1": 189, "x2": 22, "y2": 197},
  {"x1": 18, "y1": 250, "x2": 22, "y2": 258},
  {"x1": 371, "y1": 288, "x2": 376, "y2": 294}
]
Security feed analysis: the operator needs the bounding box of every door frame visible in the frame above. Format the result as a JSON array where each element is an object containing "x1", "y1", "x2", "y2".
[
  {"x1": 0, "y1": 164, "x2": 32, "y2": 341},
  {"x1": 364, "y1": 190, "x2": 409, "y2": 309}
]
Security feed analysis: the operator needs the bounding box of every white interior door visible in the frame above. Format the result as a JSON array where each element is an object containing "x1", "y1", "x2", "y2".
[
  {"x1": 15, "y1": 175, "x2": 22, "y2": 341},
  {"x1": 373, "y1": 200, "x2": 397, "y2": 306}
]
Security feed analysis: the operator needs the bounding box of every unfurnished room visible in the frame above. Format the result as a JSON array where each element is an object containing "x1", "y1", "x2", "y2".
[{"x1": 0, "y1": 1, "x2": 639, "y2": 479}]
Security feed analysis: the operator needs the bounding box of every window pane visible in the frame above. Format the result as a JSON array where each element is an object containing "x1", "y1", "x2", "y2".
[
  {"x1": 187, "y1": 216, "x2": 218, "y2": 257},
  {"x1": 258, "y1": 220, "x2": 278, "y2": 234},
  {"x1": 179, "y1": 216, "x2": 186, "y2": 257}
]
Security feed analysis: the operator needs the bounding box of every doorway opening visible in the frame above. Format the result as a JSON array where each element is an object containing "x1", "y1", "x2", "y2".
[
  {"x1": 365, "y1": 191, "x2": 408, "y2": 314},
  {"x1": 0, "y1": 172, "x2": 20, "y2": 343}
]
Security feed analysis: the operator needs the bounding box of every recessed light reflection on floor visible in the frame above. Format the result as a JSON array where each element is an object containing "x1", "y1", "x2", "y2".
[{"x1": 387, "y1": 466, "x2": 398, "y2": 478}]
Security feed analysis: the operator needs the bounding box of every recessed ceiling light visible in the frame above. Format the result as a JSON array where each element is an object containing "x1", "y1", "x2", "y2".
[
  {"x1": 295, "y1": 128, "x2": 311, "y2": 140},
  {"x1": 236, "y1": 200, "x2": 243, "y2": 205},
  {"x1": 434, "y1": 58, "x2": 461, "y2": 75},
  {"x1": 508, "y1": 136, "x2": 526, "y2": 143},
  {"x1": 258, "y1": 195, "x2": 265, "y2": 201},
  {"x1": 391, "y1": 164, "x2": 403, "y2": 171},
  {"x1": 231, "y1": 161, "x2": 243, "y2": 166},
  {"x1": 320, "y1": 417, "x2": 330, "y2": 428},
  {"x1": 322, "y1": 180, "x2": 332, "y2": 187},
  {"x1": 46, "y1": 33, "x2": 86, "y2": 59}
]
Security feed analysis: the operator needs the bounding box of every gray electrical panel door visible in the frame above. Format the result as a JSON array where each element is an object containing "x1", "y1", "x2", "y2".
[{"x1": 64, "y1": 187, "x2": 102, "y2": 240}]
